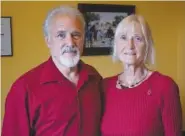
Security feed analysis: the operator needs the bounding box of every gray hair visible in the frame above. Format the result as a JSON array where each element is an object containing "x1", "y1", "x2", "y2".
[
  {"x1": 43, "y1": 5, "x2": 86, "y2": 37},
  {"x1": 112, "y1": 14, "x2": 155, "y2": 67}
]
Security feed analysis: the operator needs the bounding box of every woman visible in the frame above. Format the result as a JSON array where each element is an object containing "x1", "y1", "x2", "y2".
[{"x1": 101, "y1": 14, "x2": 182, "y2": 136}]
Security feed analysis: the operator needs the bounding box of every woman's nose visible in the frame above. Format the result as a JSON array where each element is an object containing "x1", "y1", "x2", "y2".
[{"x1": 128, "y1": 38, "x2": 135, "y2": 49}]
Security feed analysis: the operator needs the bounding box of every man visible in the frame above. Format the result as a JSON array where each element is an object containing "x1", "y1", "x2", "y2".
[{"x1": 2, "y1": 6, "x2": 102, "y2": 136}]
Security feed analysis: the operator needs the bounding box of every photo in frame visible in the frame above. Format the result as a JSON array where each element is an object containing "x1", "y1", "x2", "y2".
[
  {"x1": 78, "y1": 3, "x2": 135, "y2": 56},
  {"x1": 1, "y1": 16, "x2": 13, "y2": 56}
]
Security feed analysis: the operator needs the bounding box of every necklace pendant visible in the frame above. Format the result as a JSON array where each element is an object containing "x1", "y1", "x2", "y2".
[{"x1": 147, "y1": 89, "x2": 152, "y2": 96}]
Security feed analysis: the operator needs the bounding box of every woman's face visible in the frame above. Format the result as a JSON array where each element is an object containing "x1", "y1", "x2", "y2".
[{"x1": 115, "y1": 22, "x2": 147, "y2": 66}]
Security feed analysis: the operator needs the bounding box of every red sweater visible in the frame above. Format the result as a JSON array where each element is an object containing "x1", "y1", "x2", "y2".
[
  {"x1": 2, "y1": 57, "x2": 102, "y2": 136},
  {"x1": 101, "y1": 71, "x2": 182, "y2": 136}
]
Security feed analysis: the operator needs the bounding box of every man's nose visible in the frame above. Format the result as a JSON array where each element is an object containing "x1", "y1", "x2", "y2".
[{"x1": 66, "y1": 34, "x2": 75, "y2": 46}]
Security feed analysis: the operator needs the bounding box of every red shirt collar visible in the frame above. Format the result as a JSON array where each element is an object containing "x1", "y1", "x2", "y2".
[{"x1": 40, "y1": 57, "x2": 100, "y2": 84}]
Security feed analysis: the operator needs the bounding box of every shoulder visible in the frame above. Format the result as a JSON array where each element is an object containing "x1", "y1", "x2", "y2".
[
  {"x1": 151, "y1": 71, "x2": 179, "y2": 94},
  {"x1": 82, "y1": 62, "x2": 103, "y2": 80},
  {"x1": 8, "y1": 60, "x2": 48, "y2": 95},
  {"x1": 153, "y1": 71, "x2": 178, "y2": 88},
  {"x1": 102, "y1": 75, "x2": 118, "y2": 90},
  {"x1": 18, "y1": 60, "x2": 47, "y2": 83}
]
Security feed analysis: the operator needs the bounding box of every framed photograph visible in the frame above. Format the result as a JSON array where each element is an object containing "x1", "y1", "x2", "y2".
[
  {"x1": 1, "y1": 16, "x2": 13, "y2": 56},
  {"x1": 78, "y1": 4, "x2": 135, "y2": 56}
]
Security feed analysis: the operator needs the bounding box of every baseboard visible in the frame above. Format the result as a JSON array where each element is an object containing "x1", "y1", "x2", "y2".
[{"x1": 183, "y1": 131, "x2": 185, "y2": 136}]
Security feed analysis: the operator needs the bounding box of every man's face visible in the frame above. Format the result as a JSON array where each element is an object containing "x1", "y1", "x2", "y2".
[{"x1": 45, "y1": 14, "x2": 84, "y2": 68}]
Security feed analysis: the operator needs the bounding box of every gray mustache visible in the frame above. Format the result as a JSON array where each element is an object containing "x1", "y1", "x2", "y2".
[{"x1": 61, "y1": 46, "x2": 78, "y2": 54}]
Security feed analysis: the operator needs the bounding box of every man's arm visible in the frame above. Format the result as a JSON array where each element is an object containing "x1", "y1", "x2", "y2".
[{"x1": 2, "y1": 79, "x2": 31, "y2": 136}]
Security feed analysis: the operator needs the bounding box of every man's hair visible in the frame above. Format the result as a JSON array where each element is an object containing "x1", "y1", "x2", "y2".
[{"x1": 43, "y1": 5, "x2": 86, "y2": 37}]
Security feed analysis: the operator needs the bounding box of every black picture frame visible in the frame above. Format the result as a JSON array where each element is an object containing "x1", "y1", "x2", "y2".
[
  {"x1": 1, "y1": 16, "x2": 13, "y2": 57},
  {"x1": 78, "y1": 3, "x2": 135, "y2": 56}
]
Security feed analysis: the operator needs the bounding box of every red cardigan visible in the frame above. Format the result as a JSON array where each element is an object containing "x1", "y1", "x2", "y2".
[{"x1": 101, "y1": 71, "x2": 182, "y2": 136}]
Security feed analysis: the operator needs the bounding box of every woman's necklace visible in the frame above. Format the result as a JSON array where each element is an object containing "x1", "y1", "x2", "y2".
[{"x1": 116, "y1": 69, "x2": 148, "y2": 89}]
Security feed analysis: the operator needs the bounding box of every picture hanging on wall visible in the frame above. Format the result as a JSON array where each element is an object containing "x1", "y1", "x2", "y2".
[
  {"x1": 1, "y1": 16, "x2": 13, "y2": 56},
  {"x1": 78, "y1": 3, "x2": 135, "y2": 56}
]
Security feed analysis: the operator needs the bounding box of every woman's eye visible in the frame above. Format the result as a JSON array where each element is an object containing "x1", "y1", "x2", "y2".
[
  {"x1": 120, "y1": 35, "x2": 127, "y2": 40},
  {"x1": 134, "y1": 36, "x2": 143, "y2": 42}
]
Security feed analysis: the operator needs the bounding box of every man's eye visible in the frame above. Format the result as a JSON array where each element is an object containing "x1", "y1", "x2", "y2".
[
  {"x1": 57, "y1": 33, "x2": 66, "y2": 39},
  {"x1": 72, "y1": 33, "x2": 81, "y2": 40}
]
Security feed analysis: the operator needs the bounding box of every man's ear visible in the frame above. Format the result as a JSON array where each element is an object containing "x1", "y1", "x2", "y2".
[{"x1": 45, "y1": 36, "x2": 51, "y2": 48}]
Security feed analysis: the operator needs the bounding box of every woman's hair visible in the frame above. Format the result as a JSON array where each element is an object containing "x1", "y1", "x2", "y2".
[
  {"x1": 43, "y1": 5, "x2": 86, "y2": 37},
  {"x1": 113, "y1": 14, "x2": 155, "y2": 67}
]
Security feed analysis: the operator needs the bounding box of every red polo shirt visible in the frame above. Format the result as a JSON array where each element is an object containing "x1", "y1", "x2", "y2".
[{"x1": 2, "y1": 57, "x2": 102, "y2": 136}]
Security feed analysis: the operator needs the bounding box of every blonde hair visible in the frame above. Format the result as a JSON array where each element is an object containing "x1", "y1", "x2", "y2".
[{"x1": 113, "y1": 14, "x2": 155, "y2": 67}]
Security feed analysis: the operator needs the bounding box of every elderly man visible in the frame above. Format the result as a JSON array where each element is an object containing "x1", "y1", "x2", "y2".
[{"x1": 2, "y1": 6, "x2": 102, "y2": 136}]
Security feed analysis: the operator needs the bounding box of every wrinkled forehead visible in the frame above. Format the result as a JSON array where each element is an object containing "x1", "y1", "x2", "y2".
[
  {"x1": 50, "y1": 14, "x2": 84, "y2": 32},
  {"x1": 116, "y1": 21, "x2": 144, "y2": 36}
]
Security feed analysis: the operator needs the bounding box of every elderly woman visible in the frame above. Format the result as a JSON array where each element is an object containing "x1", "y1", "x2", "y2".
[{"x1": 100, "y1": 14, "x2": 182, "y2": 136}]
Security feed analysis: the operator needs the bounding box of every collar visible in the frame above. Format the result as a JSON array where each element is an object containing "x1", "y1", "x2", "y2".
[{"x1": 40, "y1": 57, "x2": 100, "y2": 84}]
